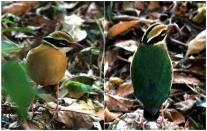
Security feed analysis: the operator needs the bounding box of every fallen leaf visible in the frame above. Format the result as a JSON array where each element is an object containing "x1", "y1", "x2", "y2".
[
  {"x1": 175, "y1": 99, "x2": 196, "y2": 112},
  {"x1": 109, "y1": 77, "x2": 123, "y2": 85},
  {"x1": 164, "y1": 109, "x2": 185, "y2": 124},
  {"x1": 62, "y1": 14, "x2": 87, "y2": 41},
  {"x1": 174, "y1": 2, "x2": 188, "y2": 17},
  {"x1": 104, "y1": 50, "x2": 119, "y2": 75},
  {"x1": 184, "y1": 118, "x2": 194, "y2": 130},
  {"x1": 27, "y1": 15, "x2": 56, "y2": 32},
  {"x1": 186, "y1": 30, "x2": 206, "y2": 57},
  {"x1": 192, "y1": 7, "x2": 206, "y2": 24},
  {"x1": 78, "y1": 99, "x2": 104, "y2": 120},
  {"x1": 148, "y1": 1, "x2": 160, "y2": 10},
  {"x1": 3, "y1": 1, "x2": 39, "y2": 16},
  {"x1": 115, "y1": 81, "x2": 134, "y2": 97},
  {"x1": 86, "y1": 2, "x2": 103, "y2": 18},
  {"x1": 105, "y1": 107, "x2": 122, "y2": 122},
  {"x1": 47, "y1": 102, "x2": 101, "y2": 129},
  {"x1": 58, "y1": 2, "x2": 79, "y2": 9},
  {"x1": 170, "y1": 88, "x2": 183, "y2": 94},
  {"x1": 115, "y1": 40, "x2": 138, "y2": 52},
  {"x1": 133, "y1": 1, "x2": 145, "y2": 10},
  {"x1": 173, "y1": 74, "x2": 204, "y2": 86},
  {"x1": 104, "y1": 19, "x2": 110, "y2": 32},
  {"x1": 95, "y1": 107, "x2": 104, "y2": 120},
  {"x1": 21, "y1": 120, "x2": 40, "y2": 130},
  {"x1": 105, "y1": 93, "x2": 133, "y2": 112},
  {"x1": 174, "y1": 65, "x2": 206, "y2": 77},
  {"x1": 108, "y1": 20, "x2": 139, "y2": 39}
]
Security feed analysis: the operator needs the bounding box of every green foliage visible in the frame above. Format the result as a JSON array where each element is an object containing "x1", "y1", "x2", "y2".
[
  {"x1": 51, "y1": 5, "x2": 58, "y2": 16},
  {"x1": 95, "y1": 17, "x2": 104, "y2": 40},
  {"x1": 107, "y1": 2, "x2": 113, "y2": 21},
  {"x1": 2, "y1": 61, "x2": 37, "y2": 119},
  {"x1": 2, "y1": 39, "x2": 20, "y2": 56},
  {"x1": 2, "y1": 18, "x2": 15, "y2": 24},
  {"x1": 80, "y1": 47, "x2": 100, "y2": 55},
  {"x1": 1, "y1": 13, "x2": 21, "y2": 22},
  {"x1": 2, "y1": 27, "x2": 34, "y2": 33}
]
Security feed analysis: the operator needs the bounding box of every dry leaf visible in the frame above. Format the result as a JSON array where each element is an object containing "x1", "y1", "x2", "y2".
[
  {"x1": 3, "y1": 1, "x2": 39, "y2": 16},
  {"x1": 27, "y1": 15, "x2": 56, "y2": 32},
  {"x1": 108, "y1": 20, "x2": 139, "y2": 39},
  {"x1": 174, "y1": 65, "x2": 206, "y2": 77},
  {"x1": 148, "y1": 1, "x2": 160, "y2": 10},
  {"x1": 186, "y1": 30, "x2": 206, "y2": 57},
  {"x1": 174, "y1": 2, "x2": 188, "y2": 17},
  {"x1": 192, "y1": 7, "x2": 206, "y2": 24},
  {"x1": 133, "y1": 1, "x2": 145, "y2": 10},
  {"x1": 58, "y1": 2, "x2": 79, "y2": 9},
  {"x1": 164, "y1": 109, "x2": 185, "y2": 124},
  {"x1": 78, "y1": 99, "x2": 104, "y2": 120},
  {"x1": 105, "y1": 93, "x2": 133, "y2": 111},
  {"x1": 115, "y1": 40, "x2": 138, "y2": 52},
  {"x1": 21, "y1": 120, "x2": 40, "y2": 130},
  {"x1": 115, "y1": 81, "x2": 134, "y2": 97},
  {"x1": 170, "y1": 88, "x2": 183, "y2": 94},
  {"x1": 47, "y1": 102, "x2": 101, "y2": 129},
  {"x1": 104, "y1": 19, "x2": 110, "y2": 32},
  {"x1": 62, "y1": 14, "x2": 87, "y2": 41},
  {"x1": 175, "y1": 99, "x2": 196, "y2": 112},
  {"x1": 105, "y1": 107, "x2": 122, "y2": 122},
  {"x1": 184, "y1": 118, "x2": 194, "y2": 130},
  {"x1": 109, "y1": 77, "x2": 123, "y2": 85},
  {"x1": 173, "y1": 74, "x2": 204, "y2": 86},
  {"x1": 104, "y1": 50, "x2": 119, "y2": 75},
  {"x1": 104, "y1": 81, "x2": 114, "y2": 91}
]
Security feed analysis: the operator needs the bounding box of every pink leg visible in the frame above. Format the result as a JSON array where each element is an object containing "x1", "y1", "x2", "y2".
[
  {"x1": 161, "y1": 105, "x2": 164, "y2": 124},
  {"x1": 157, "y1": 105, "x2": 165, "y2": 128},
  {"x1": 49, "y1": 84, "x2": 60, "y2": 120},
  {"x1": 135, "y1": 114, "x2": 145, "y2": 129}
]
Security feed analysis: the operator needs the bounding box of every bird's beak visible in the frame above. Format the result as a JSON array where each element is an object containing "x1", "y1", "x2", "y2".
[{"x1": 70, "y1": 42, "x2": 85, "y2": 49}]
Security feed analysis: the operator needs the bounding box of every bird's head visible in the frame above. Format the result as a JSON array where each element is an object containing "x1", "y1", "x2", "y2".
[
  {"x1": 141, "y1": 23, "x2": 181, "y2": 46},
  {"x1": 141, "y1": 24, "x2": 168, "y2": 45},
  {"x1": 43, "y1": 31, "x2": 84, "y2": 53}
]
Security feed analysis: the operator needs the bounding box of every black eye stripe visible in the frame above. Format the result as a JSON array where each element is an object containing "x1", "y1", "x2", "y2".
[
  {"x1": 44, "y1": 36, "x2": 70, "y2": 47},
  {"x1": 141, "y1": 24, "x2": 159, "y2": 44},
  {"x1": 146, "y1": 29, "x2": 167, "y2": 45}
]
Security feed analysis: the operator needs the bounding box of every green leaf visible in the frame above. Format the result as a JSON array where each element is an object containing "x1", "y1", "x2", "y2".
[
  {"x1": 2, "y1": 27, "x2": 34, "y2": 33},
  {"x1": 2, "y1": 61, "x2": 37, "y2": 118},
  {"x1": 1, "y1": 39, "x2": 21, "y2": 56},
  {"x1": 2, "y1": 18, "x2": 15, "y2": 24},
  {"x1": 80, "y1": 47, "x2": 100, "y2": 55},
  {"x1": 109, "y1": 2, "x2": 113, "y2": 21}
]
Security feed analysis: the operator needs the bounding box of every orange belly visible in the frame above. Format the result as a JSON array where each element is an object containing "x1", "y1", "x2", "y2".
[{"x1": 26, "y1": 44, "x2": 67, "y2": 86}]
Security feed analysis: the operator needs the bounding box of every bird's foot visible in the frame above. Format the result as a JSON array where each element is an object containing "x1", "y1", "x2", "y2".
[
  {"x1": 157, "y1": 118, "x2": 165, "y2": 129},
  {"x1": 135, "y1": 118, "x2": 146, "y2": 129},
  {"x1": 48, "y1": 104, "x2": 61, "y2": 121}
]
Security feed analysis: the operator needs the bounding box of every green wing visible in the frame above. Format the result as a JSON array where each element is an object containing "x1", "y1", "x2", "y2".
[{"x1": 131, "y1": 44, "x2": 172, "y2": 109}]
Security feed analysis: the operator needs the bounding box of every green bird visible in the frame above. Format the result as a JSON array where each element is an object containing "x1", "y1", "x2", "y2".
[{"x1": 131, "y1": 24, "x2": 173, "y2": 123}]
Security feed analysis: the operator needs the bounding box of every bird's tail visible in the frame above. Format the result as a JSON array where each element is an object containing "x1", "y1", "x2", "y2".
[{"x1": 144, "y1": 108, "x2": 160, "y2": 121}]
